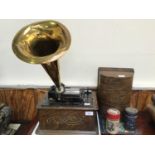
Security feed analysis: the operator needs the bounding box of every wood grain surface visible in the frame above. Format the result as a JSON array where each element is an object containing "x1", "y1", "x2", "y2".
[
  {"x1": 0, "y1": 88, "x2": 47, "y2": 122},
  {"x1": 130, "y1": 90, "x2": 155, "y2": 111},
  {"x1": 0, "y1": 88, "x2": 155, "y2": 122}
]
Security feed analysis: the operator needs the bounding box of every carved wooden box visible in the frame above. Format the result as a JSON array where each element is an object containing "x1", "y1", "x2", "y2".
[
  {"x1": 97, "y1": 67, "x2": 134, "y2": 117},
  {"x1": 36, "y1": 91, "x2": 99, "y2": 135}
]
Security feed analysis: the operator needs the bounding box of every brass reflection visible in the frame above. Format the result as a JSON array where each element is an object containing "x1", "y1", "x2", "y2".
[{"x1": 12, "y1": 20, "x2": 71, "y2": 92}]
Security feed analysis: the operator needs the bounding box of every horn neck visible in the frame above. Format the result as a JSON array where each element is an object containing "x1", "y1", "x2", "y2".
[{"x1": 42, "y1": 61, "x2": 61, "y2": 91}]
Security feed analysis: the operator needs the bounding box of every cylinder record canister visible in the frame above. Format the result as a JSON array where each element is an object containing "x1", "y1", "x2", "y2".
[
  {"x1": 124, "y1": 107, "x2": 138, "y2": 131},
  {"x1": 106, "y1": 108, "x2": 120, "y2": 134}
]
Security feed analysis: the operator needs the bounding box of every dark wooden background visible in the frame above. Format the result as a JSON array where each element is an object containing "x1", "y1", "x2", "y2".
[
  {"x1": 0, "y1": 88, "x2": 47, "y2": 122},
  {"x1": 0, "y1": 88, "x2": 155, "y2": 122}
]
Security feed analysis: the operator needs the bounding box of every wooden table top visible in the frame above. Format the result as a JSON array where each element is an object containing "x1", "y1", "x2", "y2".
[
  {"x1": 136, "y1": 111, "x2": 155, "y2": 135},
  {"x1": 15, "y1": 111, "x2": 155, "y2": 135}
]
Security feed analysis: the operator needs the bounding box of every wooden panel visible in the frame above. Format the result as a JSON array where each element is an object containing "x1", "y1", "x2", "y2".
[
  {"x1": 34, "y1": 89, "x2": 48, "y2": 105},
  {"x1": 0, "y1": 88, "x2": 47, "y2": 122},
  {"x1": 130, "y1": 90, "x2": 155, "y2": 111},
  {"x1": 38, "y1": 109, "x2": 97, "y2": 131},
  {"x1": 0, "y1": 88, "x2": 155, "y2": 122}
]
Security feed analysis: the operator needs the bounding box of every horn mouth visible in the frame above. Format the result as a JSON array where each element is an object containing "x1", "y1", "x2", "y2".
[
  {"x1": 12, "y1": 20, "x2": 71, "y2": 90},
  {"x1": 30, "y1": 38, "x2": 60, "y2": 57},
  {"x1": 12, "y1": 20, "x2": 71, "y2": 64}
]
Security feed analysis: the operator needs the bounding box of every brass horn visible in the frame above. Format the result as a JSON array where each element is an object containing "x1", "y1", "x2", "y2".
[{"x1": 12, "y1": 20, "x2": 71, "y2": 92}]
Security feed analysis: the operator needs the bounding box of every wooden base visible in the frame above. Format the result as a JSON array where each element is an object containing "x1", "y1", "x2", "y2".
[
  {"x1": 37, "y1": 91, "x2": 99, "y2": 135},
  {"x1": 36, "y1": 124, "x2": 99, "y2": 135}
]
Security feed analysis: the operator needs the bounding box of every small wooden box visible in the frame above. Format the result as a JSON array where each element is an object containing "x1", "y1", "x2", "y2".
[
  {"x1": 97, "y1": 67, "x2": 134, "y2": 117},
  {"x1": 36, "y1": 91, "x2": 99, "y2": 135}
]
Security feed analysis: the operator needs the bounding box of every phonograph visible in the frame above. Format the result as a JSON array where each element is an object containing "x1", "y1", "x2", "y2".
[{"x1": 12, "y1": 20, "x2": 99, "y2": 134}]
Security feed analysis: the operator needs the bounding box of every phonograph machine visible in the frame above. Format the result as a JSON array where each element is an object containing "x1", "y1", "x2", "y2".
[{"x1": 12, "y1": 20, "x2": 99, "y2": 134}]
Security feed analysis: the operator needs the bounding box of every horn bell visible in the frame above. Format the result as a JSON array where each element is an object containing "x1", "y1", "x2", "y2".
[{"x1": 12, "y1": 20, "x2": 71, "y2": 91}]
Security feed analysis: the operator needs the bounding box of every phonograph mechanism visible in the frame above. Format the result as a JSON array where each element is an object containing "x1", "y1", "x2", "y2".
[{"x1": 12, "y1": 20, "x2": 99, "y2": 134}]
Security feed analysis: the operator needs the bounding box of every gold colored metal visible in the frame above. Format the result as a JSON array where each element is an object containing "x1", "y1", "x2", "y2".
[{"x1": 12, "y1": 20, "x2": 71, "y2": 91}]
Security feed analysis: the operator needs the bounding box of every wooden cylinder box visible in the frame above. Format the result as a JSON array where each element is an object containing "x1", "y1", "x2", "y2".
[{"x1": 97, "y1": 67, "x2": 134, "y2": 117}]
